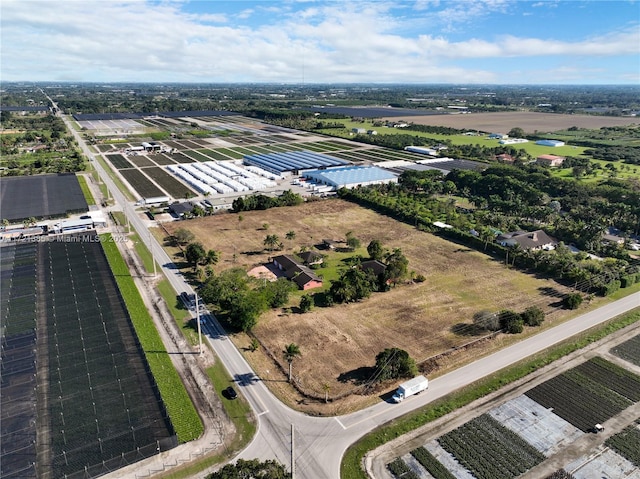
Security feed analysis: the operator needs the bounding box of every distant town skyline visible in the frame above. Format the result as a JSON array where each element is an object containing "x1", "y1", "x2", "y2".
[{"x1": 2, "y1": 0, "x2": 639, "y2": 84}]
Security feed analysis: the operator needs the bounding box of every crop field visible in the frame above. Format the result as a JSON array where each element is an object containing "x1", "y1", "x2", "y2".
[
  {"x1": 105, "y1": 153, "x2": 134, "y2": 170},
  {"x1": 386, "y1": 353, "x2": 640, "y2": 479},
  {"x1": 0, "y1": 243, "x2": 38, "y2": 479},
  {"x1": 44, "y1": 239, "x2": 177, "y2": 477},
  {"x1": 126, "y1": 154, "x2": 156, "y2": 167},
  {"x1": 163, "y1": 199, "x2": 576, "y2": 403},
  {"x1": 437, "y1": 414, "x2": 545, "y2": 479},
  {"x1": 611, "y1": 334, "x2": 640, "y2": 366},
  {"x1": 170, "y1": 152, "x2": 196, "y2": 163},
  {"x1": 606, "y1": 419, "x2": 640, "y2": 467},
  {"x1": 147, "y1": 153, "x2": 178, "y2": 165},
  {"x1": 525, "y1": 357, "x2": 640, "y2": 432},
  {"x1": 381, "y1": 111, "x2": 640, "y2": 133},
  {"x1": 0, "y1": 240, "x2": 177, "y2": 479},
  {"x1": 142, "y1": 167, "x2": 195, "y2": 198},
  {"x1": 120, "y1": 168, "x2": 165, "y2": 199}
]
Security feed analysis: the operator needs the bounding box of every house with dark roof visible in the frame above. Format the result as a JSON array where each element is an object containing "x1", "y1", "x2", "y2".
[
  {"x1": 298, "y1": 250, "x2": 324, "y2": 266},
  {"x1": 272, "y1": 255, "x2": 323, "y2": 290},
  {"x1": 168, "y1": 202, "x2": 193, "y2": 218},
  {"x1": 497, "y1": 230, "x2": 557, "y2": 251},
  {"x1": 360, "y1": 260, "x2": 387, "y2": 277}
]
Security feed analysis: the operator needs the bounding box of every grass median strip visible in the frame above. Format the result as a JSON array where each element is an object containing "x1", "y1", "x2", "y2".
[
  {"x1": 100, "y1": 233, "x2": 203, "y2": 443},
  {"x1": 76, "y1": 174, "x2": 96, "y2": 205}
]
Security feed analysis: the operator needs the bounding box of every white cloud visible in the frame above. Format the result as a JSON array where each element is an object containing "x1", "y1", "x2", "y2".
[{"x1": 0, "y1": 0, "x2": 637, "y2": 83}]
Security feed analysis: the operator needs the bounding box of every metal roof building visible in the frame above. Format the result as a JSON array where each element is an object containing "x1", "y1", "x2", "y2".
[
  {"x1": 243, "y1": 151, "x2": 349, "y2": 175},
  {"x1": 302, "y1": 165, "x2": 397, "y2": 190}
]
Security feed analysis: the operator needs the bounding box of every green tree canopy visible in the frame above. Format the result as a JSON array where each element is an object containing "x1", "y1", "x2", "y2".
[
  {"x1": 263, "y1": 234, "x2": 280, "y2": 251},
  {"x1": 522, "y1": 306, "x2": 545, "y2": 326},
  {"x1": 384, "y1": 248, "x2": 409, "y2": 285},
  {"x1": 499, "y1": 309, "x2": 524, "y2": 334},
  {"x1": 185, "y1": 242, "x2": 206, "y2": 269},
  {"x1": 173, "y1": 228, "x2": 194, "y2": 245},
  {"x1": 508, "y1": 127, "x2": 525, "y2": 138},
  {"x1": 299, "y1": 294, "x2": 313, "y2": 313},
  {"x1": 367, "y1": 239, "x2": 385, "y2": 261},
  {"x1": 374, "y1": 347, "x2": 417, "y2": 381},
  {"x1": 260, "y1": 277, "x2": 295, "y2": 308},
  {"x1": 329, "y1": 267, "x2": 375, "y2": 303},
  {"x1": 207, "y1": 458, "x2": 291, "y2": 479}
]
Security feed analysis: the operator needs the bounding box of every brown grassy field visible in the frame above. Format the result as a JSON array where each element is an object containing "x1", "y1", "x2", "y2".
[
  {"x1": 383, "y1": 111, "x2": 640, "y2": 133},
  {"x1": 163, "y1": 199, "x2": 580, "y2": 413}
]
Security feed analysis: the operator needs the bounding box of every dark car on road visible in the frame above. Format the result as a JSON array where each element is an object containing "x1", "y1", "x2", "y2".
[{"x1": 225, "y1": 386, "x2": 238, "y2": 400}]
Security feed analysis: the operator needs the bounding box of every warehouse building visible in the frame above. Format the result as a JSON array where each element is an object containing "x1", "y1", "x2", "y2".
[
  {"x1": 536, "y1": 139, "x2": 565, "y2": 147},
  {"x1": 302, "y1": 165, "x2": 397, "y2": 190},
  {"x1": 243, "y1": 151, "x2": 349, "y2": 175}
]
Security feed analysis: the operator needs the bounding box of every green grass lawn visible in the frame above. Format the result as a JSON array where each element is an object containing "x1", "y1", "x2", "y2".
[
  {"x1": 100, "y1": 233, "x2": 203, "y2": 443},
  {"x1": 157, "y1": 359, "x2": 256, "y2": 479},
  {"x1": 95, "y1": 154, "x2": 135, "y2": 201},
  {"x1": 76, "y1": 174, "x2": 95, "y2": 205}
]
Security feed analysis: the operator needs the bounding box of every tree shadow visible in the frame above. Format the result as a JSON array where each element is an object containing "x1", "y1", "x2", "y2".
[
  {"x1": 450, "y1": 323, "x2": 486, "y2": 336},
  {"x1": 242, "y1": 250, "x2": 265, "y2": 256},
  {"x1": 337, "y1": 366, "x2": 376, "y2": 386},
  {"x1": 233, "y1": 372, "x2": 260, "y2": 386},
  {"x1": 538, "y1": 286, "x2": 566, "y2": 298}
]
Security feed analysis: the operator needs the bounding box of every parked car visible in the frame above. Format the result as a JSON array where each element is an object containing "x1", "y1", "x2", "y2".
[{"x1": 225, "y1": 386, "x2": 238, "y2": 400}]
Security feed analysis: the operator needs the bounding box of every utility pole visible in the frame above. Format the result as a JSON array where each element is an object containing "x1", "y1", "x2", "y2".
[
  {"x1": 196, "y1": 294, "x2": 203, "y2": 356},
  {"x1": 149, "y1": 229, "x2": 156, "y2": 278},
  {"x1": 291, "y1": 423, "x2": 295, "y2": 479}
]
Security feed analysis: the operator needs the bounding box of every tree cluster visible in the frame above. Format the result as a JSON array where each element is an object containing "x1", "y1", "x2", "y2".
[
  {"x1": 232, "y1": 190, "x2": 303, "y2": 212},
  {"x1": 198, "y1": 269, "x2": 294, "y2": 332},
  {"x1": 473, "y1": 306, "x2": 545, "y2": 335},
  {"x1": 374, "y1": 348, "x2": 418, "y2": 382},
  {"x1": 328, "y1": 243, "x2": 409, "y2": 304},
  {"x1": 207, "y1": 458, "x2": 291, "y2": 479}
]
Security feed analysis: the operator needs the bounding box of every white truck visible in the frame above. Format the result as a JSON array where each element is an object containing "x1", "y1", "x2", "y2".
[{"x1": 392, "y1": 375, "x2": 428, "y2": 403}]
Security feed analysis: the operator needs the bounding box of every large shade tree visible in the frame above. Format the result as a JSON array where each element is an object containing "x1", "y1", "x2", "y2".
[{"x1": 374, "y1": 347, "x2": 417, "y2": 381}]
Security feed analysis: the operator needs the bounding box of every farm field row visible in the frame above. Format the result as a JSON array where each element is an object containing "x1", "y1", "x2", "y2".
[
  {"x1": 387, "y1": 352, "x2": 640, "y2": 479},
  {"x1": 101, "y1": 133, "x2": 373, "y2": 201},
  {"x1": 318, "y1": 118, "x2": 591, "y2": 158},
  {"x1": 0, "y1": 238, "x2": 181, "y2": 479}
]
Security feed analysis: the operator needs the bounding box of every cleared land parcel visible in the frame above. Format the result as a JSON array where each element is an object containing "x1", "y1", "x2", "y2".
[{"x1": 164, "y1": 199, "x2": 575, "y2": 408}]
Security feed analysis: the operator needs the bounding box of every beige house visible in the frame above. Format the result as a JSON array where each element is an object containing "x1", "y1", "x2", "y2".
[{"x1": 537, "y1": 154, "x2": 566, "y2": 167}]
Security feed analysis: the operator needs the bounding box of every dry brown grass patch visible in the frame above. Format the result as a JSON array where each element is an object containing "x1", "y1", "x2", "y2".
[{"x1": 163, "y1": 199, "x2": 584, "y2": 413}]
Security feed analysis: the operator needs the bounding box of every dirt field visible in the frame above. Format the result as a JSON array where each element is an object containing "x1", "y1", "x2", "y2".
[
  {"x1": 382, "y1": 111, "x2": 640, "y2": 133},
  {"x1": 163, "y1": 199, "x2": 580, "y2": 414}
]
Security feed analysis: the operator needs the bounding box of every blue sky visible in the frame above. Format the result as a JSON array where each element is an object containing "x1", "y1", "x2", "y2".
[{"x1": 1, "y1": 0, "x2": 638, "y2": 84}]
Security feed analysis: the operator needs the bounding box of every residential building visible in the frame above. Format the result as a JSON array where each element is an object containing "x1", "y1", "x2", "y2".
[
  {"x1": 497, "y1": 230, "x2": 557, "y2": 250},
  {"x1": 536, "y1": 154, "x2": 566, "y2": 167}
]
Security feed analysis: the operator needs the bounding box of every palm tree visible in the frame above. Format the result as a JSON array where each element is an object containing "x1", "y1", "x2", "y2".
[
  {"x1": 283, "y1": 343, "x2": 301, "y2": 383},
  {"x1": 286, "y1": 230, "x2": 296, "y2": 241},
  {"x1": 263, "y1": 234, "x2": 280, "y2": 252}
]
